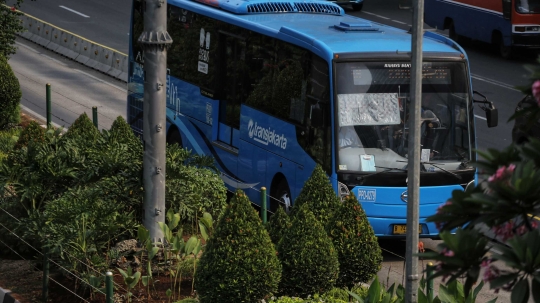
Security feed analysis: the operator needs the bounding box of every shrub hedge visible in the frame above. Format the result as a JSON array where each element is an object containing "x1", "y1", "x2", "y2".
[
  {"x1": 266, "y1": 206, "x2": 290, "y2": 245},
  {"x1": 195, "y1": 190, "x2": 281, "y2": 303},
  {"x1": 290, "y1": 164, "x2": 341, "y2": 229},
  {"x1": 329, "y1": 194, "x2": 383, "y2": 288},
  {"x1": 277, "y1": 203, "x2": 339, "y2": 297},
  {"x1": 0, "y1": 55, "x2": 21, "y2": 129}
]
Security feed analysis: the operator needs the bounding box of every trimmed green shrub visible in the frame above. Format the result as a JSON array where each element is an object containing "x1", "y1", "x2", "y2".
[
  {"x1": 64, "y1": 112, "x2": 100, "y2": 142},
  {"x1": 109, "y1": 116, "x2": 139, "y2": 145},
  {"x1": 277, "y1": 203, "x2": 339, "y2": 297},
  {"x1": 290, "y1": 164, "x2": 341, "y2": 229},
  {"x1": 266, "y1": 206, "x2": 290, "y2": 245},
  {"x1": 329, "y1": 194, "x2": 383, "y2": 288},
  {"x1": 166, "y1": 144, "x2": 227, "y2": 226},
  {"x1": 195, "y1": 190, "x2": 281, "y2": 303},
  {"x1": 13, "y1": 120, "x2": 45, "y2": 150},
  {"x1": 322, "y1": 287, "x2": 350, "y2": 301},
  {"x1": 0, "y1": 55, "x2": 21, "y2": 129},
  {"x1": 0, "y1": 128, "x2": 19, "y2": 163}
]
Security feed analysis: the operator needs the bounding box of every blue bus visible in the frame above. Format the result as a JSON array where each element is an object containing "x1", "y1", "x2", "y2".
[{"x1": 127, "y1": 0, "x2": 497, "y2": 238}]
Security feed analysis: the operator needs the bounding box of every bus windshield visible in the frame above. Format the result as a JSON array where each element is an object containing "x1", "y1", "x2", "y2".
[
  {"x1": 515, "y1": 0, "x2": 540, "y2": 13},
  {"x1": 335, "y1": 61, "x2": 473, "y2": 173}
]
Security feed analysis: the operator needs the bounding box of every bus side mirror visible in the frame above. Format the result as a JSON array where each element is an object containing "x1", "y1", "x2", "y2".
[
  {"x1": 485, "y1": 107, "x2": 498, "y2": 128},
  {"x1": 473, "y1": 90, "x2": 498, "y2": 128}
]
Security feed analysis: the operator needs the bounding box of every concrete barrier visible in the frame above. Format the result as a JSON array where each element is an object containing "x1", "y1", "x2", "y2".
[{"x1": 14, "y1": 10, "x2": 128, "y2": 83}]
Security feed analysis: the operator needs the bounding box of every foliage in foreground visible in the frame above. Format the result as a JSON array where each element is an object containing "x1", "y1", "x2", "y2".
[
  {"x1": 417, "y1": 55, "x2": 540, "y2": 303},
  {"x1": 277, "y1": 203, "x2": 339, "y2": 298},
  {"x1": 195, "y1": 190, "x2": 281, "y2": 303},
  {"x1": 0, "y1": 55, "x2": 21, "y2": 129},
  {"x1": 328, "y1": 194, "x2": 383, "y2": 288}
]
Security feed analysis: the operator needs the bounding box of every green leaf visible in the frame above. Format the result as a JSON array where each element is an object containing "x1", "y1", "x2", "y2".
[
  {"x1": 511, "y1": 279, "x2": 529, "y2": 303},
  {"x1": 418, "y1": 287, "x2": 429, "y2": 303},
  {"x1": 438, "y1": 284, "x2": 456, "y2": 303},
  {"x1": 346, "y1": 290, "x2": 365, "y2": 303},
  {"x1": 199, "y1": 222, "x2": 209, "y2": 241},
  {"x1": 128, "y1": 271, "x2": 141, "y2": 289},
  {"x1": 158, "y1": 222, "x2": 172, "y2": 242},
  {"x1": 185, "y1": 235, "x2": 198, "y2": 255},
  {"x1": 367, "y1": 275, "x2": 382, "y2": 303},
  {"x1": 137, "y1": 225, "x2": 149, "y2": 244},
  {"x1": 166, "y1": 288, "x2": 172, "y2": 297},
  {"x1": 141, "y1": 276, "x2": 150, "y2": 286},
  {"x1": 147, "y1": 245, "x2": 159, "y2": 260},
  {"x1": 203, "y1": 212, "x2": 213, "y2": 228},
  {"x1": 117, "y1": 268, "x2": 128, "y2": 279}
]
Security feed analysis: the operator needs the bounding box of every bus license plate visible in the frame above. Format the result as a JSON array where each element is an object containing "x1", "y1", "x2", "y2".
[{"x1": 393, "y1": 225, "x2": 422, "y2": 235}]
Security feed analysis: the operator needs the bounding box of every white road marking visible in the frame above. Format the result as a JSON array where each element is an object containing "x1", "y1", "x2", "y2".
[
  {"x1": 392, "y1": 20, "x2": 407, "y2": 25},
  {"x1": 59, "y1": 5, "x2": 90, "y2": 18},
  {"x1": 41, "y1": 54, "x2": 68, "y2": 66},
  {"x1": 362, "y1": 11, "x2": 377, "y2": 15},
  {"x1": 73, "y1": 69, "x2": 127, "y2": 92},
  {"x1": 471, "y1": 74, "x2": 522, "y2": 92},
  {"x1": 15, "y1": 41, "x2": 40, "y2": 53},
  {"x1": 475, "y1": 115, "x2": 486, "y2": 120},
  {"x1": 363, "y1": 11, "x2": 390, "y2": 19}
]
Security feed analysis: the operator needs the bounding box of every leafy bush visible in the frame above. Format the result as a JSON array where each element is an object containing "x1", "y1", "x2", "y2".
[
  {"x1": 0, "y1": 55, "x2": 21, "y2": 129},
  {"x1": 266, "y1": 206, "x2": 290, "y2": 245},
  {"x1": 290, "y1": 164, "x2": 340, "y2": 229},
  {"x1": 322, "y1": 288, "x2": 350, "y2": 301},
  {"x1": 166, "y1": 144, "x2": 227, "y2": 226},
  {"x1": 64, "y1": 112, "x2": 100, "y2": 142},
  {"x1": 277, "y1": 203, "x2": 339, "y2": 297},
  {"x1": 0, "y1": 127, "x2": 19, "y2": 163},
  {"x1": 195, "y1": 190, "x2": 281, "y2": 303},
  {"x1": 13, "y1": 120, "x2": 45, "y2": 150},
  {"x1": 329, "y1": 194, "x2": 382, "y2": 288}
]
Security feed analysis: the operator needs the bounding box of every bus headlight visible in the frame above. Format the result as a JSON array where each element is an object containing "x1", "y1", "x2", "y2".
[{"x1": 338, "y1": 181, "x2": 351, "y2": 201}]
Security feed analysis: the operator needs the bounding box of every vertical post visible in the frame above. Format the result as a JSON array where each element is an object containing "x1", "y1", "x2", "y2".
[
  {"x1": 405, "y1": 0, "x2": 424, "y2": 301},
  {"x1": 92, "y1": 106, "x2": 98, "y2": 128},
  {"x1": 42, "y1": 244, "x2": 49, "y2": 302},
  {"x1": 426, "y1": 263, "x2": 434, "y2": 301},
  {"x1": 46, "y1": 83, "x2": 51, "y2": 128},
  {"x1": 105, "y1": 271, "x2": 113, "y2": 303},
  {"x1": 261, "y1": 187, "x2": 267, "y2": 224},
  {"x1": 139, "y1": 0, "x2": 173, "y2": 242}
]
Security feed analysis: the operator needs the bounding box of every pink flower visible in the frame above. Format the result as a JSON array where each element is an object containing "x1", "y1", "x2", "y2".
[
  {"x1": 533, "y1": 80, "x2": 540, "y2": 105},
  {"x1": 482, "y1": 264, "x2": 500, "y2": 283},
  {"x1": 442, "y1": 248, "x2": 455, "y2": 257},
  {"x1": 11, "y1": 6, "x2": 16, "y2": 11},
  {"x1": 488, "y1": 164, "x2": 516, "y2": 183},
  {"x1": 492, "y1": 221, "x2": 515, "y2": 241}
]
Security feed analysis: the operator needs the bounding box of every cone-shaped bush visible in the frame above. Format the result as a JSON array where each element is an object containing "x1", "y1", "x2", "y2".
[
  {"x1": 64, "y1": 112, "x2": 100, "y2": 142},
  {"x1": 266, "y1": 206, "x2": 290, "y2": 245},
  {"x1": 291, "y1": 164, "x2": 341, "y2": 229},
  {"x1": 14, "y1": 120, "x2": 45, "y2": 150},
  {"x1": 0, "y1": 55, "x2": 21, "y2": 129},
  {"x1": 195, "y1": 190, "x2": 281, "y2": 303},
  {"x1": 328, "y1": 194, "x2": 382, "y2": 288},
  {"x1": 109, "y1": 116, "x2": 139, "y2": 145},
  {"x1": 277, "y1": 203, "x2": 339, "y2": 297}
]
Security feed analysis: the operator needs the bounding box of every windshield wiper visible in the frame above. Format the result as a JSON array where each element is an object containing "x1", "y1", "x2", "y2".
[
  {"x1": 396, "y1": 160, "x2": 462, "y2": 180},
  {"x1": 356, "y1": 166, "x2": 407, "y2": 184}
]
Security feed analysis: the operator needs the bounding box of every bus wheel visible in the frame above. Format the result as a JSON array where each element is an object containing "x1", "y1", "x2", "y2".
[
  {"x1": 271, "y1": 179, "x2": 292, "y2": 214},
  {"x1": 352, "y1": 2, "x2": 363, "y2": 11},
  {"x1": 448, "y1": 22, "x2": 461, "y2": 44},
  {"x1": 167, "y1": 128, "x2": 182, "y2": 147}
]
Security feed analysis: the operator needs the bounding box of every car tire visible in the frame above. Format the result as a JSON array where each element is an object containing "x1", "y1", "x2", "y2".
[{"x1": 271, "y1": 179, "x2": 291, "y2": 214}]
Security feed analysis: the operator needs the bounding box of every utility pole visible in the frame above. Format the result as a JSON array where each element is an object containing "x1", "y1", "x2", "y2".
[
  {"x1": 139, "y1": 0, "x2": 172, "y2": 243},
  {"x1": 405, "y1": 0, "x2": 424, "y2": 301}
]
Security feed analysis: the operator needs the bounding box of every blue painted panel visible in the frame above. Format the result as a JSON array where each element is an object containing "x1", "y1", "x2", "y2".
[
  {"x1": 351, "y1": 185, "x2": 460, "y2": 208},
  {"x1": 166, "y1": 77, "x2": 215, "y2": 125},
  {"x1": 218, "y1": 123, "x2": 232, "y2": 145},
  {"x1": 232, "y1": 128, "x2": 240, "y2": 148},
  {"x1": 237, "y1": 140, "x2": 267, "y2": 203}
]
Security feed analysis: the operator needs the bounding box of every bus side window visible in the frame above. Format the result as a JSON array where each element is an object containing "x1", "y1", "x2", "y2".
[{"x1": 502, "y1": 0, "x2": 511, "y2": 19}]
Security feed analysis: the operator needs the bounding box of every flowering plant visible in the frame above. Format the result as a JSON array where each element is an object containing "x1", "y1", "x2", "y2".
[{"x1": 420, "y1": 55, "x2": 540, "y2": 303}]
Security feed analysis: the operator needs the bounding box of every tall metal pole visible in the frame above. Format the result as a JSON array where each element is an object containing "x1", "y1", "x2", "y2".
[
  {"x1": 405, "y1": 0, "x2": 424, "y2": 301},
  {"x1": 139, "y1": 0, "x2": 172, "y2": 243}
]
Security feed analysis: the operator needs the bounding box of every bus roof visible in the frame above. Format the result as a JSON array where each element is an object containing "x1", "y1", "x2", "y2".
[{"x1": 169, "y1": 0, "x2": 464, "y2": 58}]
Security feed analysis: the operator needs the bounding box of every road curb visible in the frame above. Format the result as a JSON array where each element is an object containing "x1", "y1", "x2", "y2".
[
  {"x1": 13, "y1": 8, "x2": 128, "y2": 83},
  {"x1": 0, "y1": 287, "x2": 20, "y2": 303}
]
